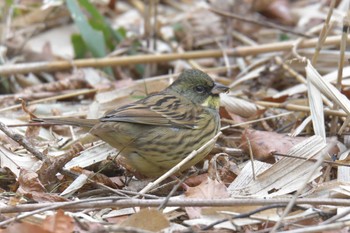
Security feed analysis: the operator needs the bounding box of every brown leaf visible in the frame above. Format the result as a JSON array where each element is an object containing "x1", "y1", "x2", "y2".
[
  {"x1": 38, "y1": 143, "x2": 84, "y2": 186},
  {"x1": 17, "y1": 169, "x2": 67, "y2": 202},
  {"x1": 253, "y1": 0, "x2": 295, "y2": 25},
  {"x1": 29, "y1": 191, "x2": 68, "y2": 203},
  {"x1": 3, "y1": 222, "x2": 51, "y2": 233},
  {"x1": 185, "y1": 177, "x2": 229, "y2": 219},
  {"x1": 208, "y1": 154, "x2": 238, "y2": 184},
  {"x1": 18, "y1": 169, "x2": 46, "y2": 193},
  {"x1": 185, "y1": 177, "x2": 229, "y2": 199},
  {"x1": 184, "y1": 173, "x2": 208, "y2": 187},
  {"x1": 25, "y1": 125, "x2": 41, "y2": 143},
  {"x1": 120, "y1": 208, "x2": 169, "y2": 232},
  {"x1": 81, "y1": 169, "x2": 118, "y2": 189},
  {"x1": 42, "y1": 209, "x2": 74, "y2": 233},
  {"x1": 240, "y1": 129, "x2": 306, "y2": 162}
]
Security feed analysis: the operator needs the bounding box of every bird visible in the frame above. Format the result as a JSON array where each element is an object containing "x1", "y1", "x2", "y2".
[{"x1": 35, "y1": 69, "x2": 229, "y2": 177}]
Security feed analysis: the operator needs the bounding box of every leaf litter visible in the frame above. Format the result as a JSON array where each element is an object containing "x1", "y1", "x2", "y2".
[{"x1": 1, "y1": 0, "x2": 350, "y2": 232}]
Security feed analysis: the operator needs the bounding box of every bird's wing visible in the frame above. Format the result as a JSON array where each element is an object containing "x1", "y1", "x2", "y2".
[{"x1": 100, "y1": 94, "x2": 202, "y2": 129}]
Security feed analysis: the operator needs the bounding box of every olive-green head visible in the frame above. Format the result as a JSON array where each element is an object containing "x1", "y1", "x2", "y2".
[{"x1": 168, "y1": 69, "x2": 229, "y2": 109}]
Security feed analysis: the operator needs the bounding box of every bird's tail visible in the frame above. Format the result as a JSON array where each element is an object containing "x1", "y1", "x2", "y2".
[{"x1": 32, "y1": 117, "x2": 98, "y2": 130}]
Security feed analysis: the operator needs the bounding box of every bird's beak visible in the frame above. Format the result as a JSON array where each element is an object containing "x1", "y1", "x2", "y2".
[{"x1": 211, "y1": 82, "x2": 229, "y2": 95}]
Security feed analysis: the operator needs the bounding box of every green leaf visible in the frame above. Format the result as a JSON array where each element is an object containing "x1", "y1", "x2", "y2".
[
  {"x1": 115, "y1": 27, "x2": 127, "y2": 41},
  {"x1": 280, "y1": 34, "x2": 290, "y2": 41},
  {"x1": 88, "y1": 19, "x2": 114, "y2": 49},
  {"x1": 172, "y1": 22, "x2": 183, "y2": 32},
  {"x1": 71, "y1": 34, "x2": 87, "y2": 59},
  {"x1": 66, "y1": 0, "x2": 107, "y2": 58},
  {"x1": 78, "y1": 0, "x2": 124, "y2": 46},
  {"x1": 0, "y1": 79, "x2": 11, "y2": 94}
]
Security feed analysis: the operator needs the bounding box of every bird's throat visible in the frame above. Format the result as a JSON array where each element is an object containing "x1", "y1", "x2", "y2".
[{"x1": 201, "y1": 95, "x2": 220, "y2": 109}]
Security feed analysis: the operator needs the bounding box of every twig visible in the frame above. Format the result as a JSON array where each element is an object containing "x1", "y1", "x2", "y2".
[
  {"x1": 246, "y1": 136, "x2": 256, "y2": 180},
  {"x1": 274, "y1": 56, "x2": 306, "y2": 84},
  {"x1": 321, "y1": 207, "x2": 350, "y2": 225},
  {"x1": 278, "y1": 220, "x2": 350, "y2": 233},
  {"x1": 157, "y1": 175, "x2": 187, "y2": 210},
  {"x1": 0, "y1": 35, "x2": 347, "y2": 75},
  {"x1": 0, "y1": 197, "x2": 124, "y2": 227},
  {"x1": 202, "y1": 204, "x2": 290, "y2": 230},
  {"x1": 220, "y1": 112, "x2": 292, "y2": 130},
  {"x1": 0, "y1": 121, "x2": 45, "y2": 160},
  {"x1": 209, "y1": 7, "x2": 311, "y2": 38},
  {"x1": 2, "y1": 197, "x2": 350, "y2": 214}
]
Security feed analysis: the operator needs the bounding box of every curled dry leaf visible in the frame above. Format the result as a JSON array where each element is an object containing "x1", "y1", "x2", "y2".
[
  {"x1": 18, "y1": 168, "x2": 46, "y2": 193},
  {"x1": 25, "y1": 125, "x2": 41, "y2": 144},
  {"x1": 17, "y1": 169, "x2": 67, "y2": 202},
  {"x1": 220, "y1": 94, "x2": 259, "y2": 118},
  {"x1": 38, "y1": 143, "x2": 84, "y2": 186},
  {"x1": 60, "y1": 174, "x2": 89, "y2": 197},
  {"x1": 240, "y1": 129, "x2": 306, "y2": 162},
  {"x1": 208, "y1": 154, "x2": 238, "y2": 184}
]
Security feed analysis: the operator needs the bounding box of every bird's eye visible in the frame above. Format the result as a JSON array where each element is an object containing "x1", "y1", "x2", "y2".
[{"x1": 194, "y1": 85, "x2": 206, "y2": 93}]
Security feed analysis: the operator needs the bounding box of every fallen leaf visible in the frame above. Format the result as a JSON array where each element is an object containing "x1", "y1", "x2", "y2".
[
  {"x1": 18, "y1": 168, "x2": 46, "y2": 193},
  {"x1": 220, "y1": 94, "x2": 259, "y2": 119},
  {"x1": 208, "y1": 154, "x2": 238, "y2": 184},
  {"x1": 253, "y1": 0, "x2": 295, "y2": 25},
  {"x1": 38, "y1": 143, "x2": 84, "y2": 186},
  {"x1": 120, "y1": 208, "x2": 169, "y2": 232},
  {"x1": 17, "y1": 169, "x2": 67, "y2": 202},
  {"x1": 185, "y1": 177, "x2": 229, "y2": 219},
  {"x1": 3, "y1": 222, "x2": 51, "y2": 233},
  {"x1": 240, "y1": 129, "x2": 306, "y2": 162},
  {"x1": 0, "y1": 146, "x2": 38, "y2": 177},
  {"x1": 42, "y1": 209, "x2": 74, "y2": 233}
]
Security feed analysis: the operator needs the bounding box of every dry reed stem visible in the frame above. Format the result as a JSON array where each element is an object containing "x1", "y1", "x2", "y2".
[
  {"x1": 256, "y1": 101, "x2": 347, "y2": 117},
  {"x1": 334, "y1": 17, "x2": 350, "y2": 135},
  {"x1": 0, "y1": 35, "x2": 347, "y2": 75}
]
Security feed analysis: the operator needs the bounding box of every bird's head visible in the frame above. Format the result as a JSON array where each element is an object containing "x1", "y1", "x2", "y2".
[{"x1": 168, "y1": 69, "x2": 229, "y2": 109}]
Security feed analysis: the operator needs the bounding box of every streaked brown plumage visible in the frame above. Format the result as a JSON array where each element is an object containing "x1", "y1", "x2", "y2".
[{"x1": 36, "y1": 69, "x2": 229, "y2": 177}]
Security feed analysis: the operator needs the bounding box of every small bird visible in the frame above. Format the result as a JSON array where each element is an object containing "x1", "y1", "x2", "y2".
[{"x1": 36, "y1": 69, "x2": 229, "y2": 177}]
